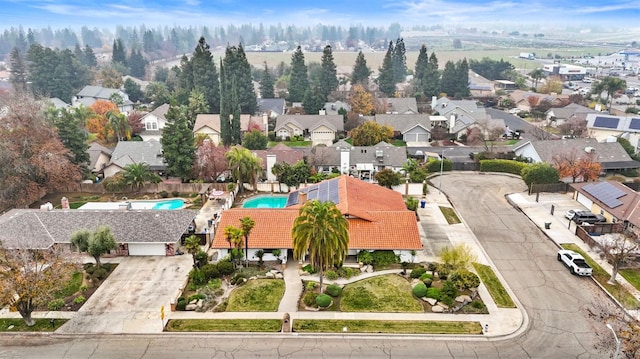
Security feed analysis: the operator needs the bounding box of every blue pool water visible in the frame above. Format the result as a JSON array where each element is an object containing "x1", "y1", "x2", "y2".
[
  {"x1": 151, "y1": 199, "x2": 185, "y2": 210},
  {"x1": 242, "y1": 196, "x2": 287, "y2": 208}
]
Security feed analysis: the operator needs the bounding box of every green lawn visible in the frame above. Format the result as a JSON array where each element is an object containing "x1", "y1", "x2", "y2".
[
  {"x1": 340, "y1": 274, "x2": 423, "y2": 312},
  {"x1": 55, "y1": 271, "x2": 83, "y2": 298},
  {"x1": 439, "y1": 206, "x2": 461, "y2": 224},
  {"x1": 0, "y1": 318, "x2": 68, "y2": 332},
  {"x1": 392, "y1": 139, "x2": 407, "y2": 147},
  {"x1": 619, "y1": 269, "x2": 640, "y2": 291},
  {"x1": 561, "y1": 244, "x2": 640, "y2": 309},
  {"x1": 293, "y1": 319, "x2": 482, "y2": 334},
  {"x1": 165, "y1": 319, "x2": 281, "y2": 332},
  {"x1": 268, "y1": 140, "x2": 312, "y2": 147},
  {"x1": 472, "y1": 263, "x2": 516, "y2": 308},
  {"x1": 226, "y1": 279, "x2": 285, "y2": 312}
]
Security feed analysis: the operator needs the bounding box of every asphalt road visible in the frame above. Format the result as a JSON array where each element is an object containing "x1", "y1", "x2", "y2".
[{"x1": 0, "y1": 174, "x2": 615, "y2": 358}]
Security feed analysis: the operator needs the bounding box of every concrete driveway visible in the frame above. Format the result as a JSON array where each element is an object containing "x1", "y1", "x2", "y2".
[{"x1": 58, "y1": 255, "x2": 192, "y2": 334}]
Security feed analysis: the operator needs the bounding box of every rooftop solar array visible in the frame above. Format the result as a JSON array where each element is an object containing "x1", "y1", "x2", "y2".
[
  {"x1": 593, "y1": 116, "x2": 619, "y2": 129},
  {"x1": 631, "y1": 118, "x2": 640, "y2": 130},
  {"x1": 583, "y1": 182, "x2": 626, "y2": 209},
  {"x1": 285, "y1": 178, "x2": 341, "y2": 207}
]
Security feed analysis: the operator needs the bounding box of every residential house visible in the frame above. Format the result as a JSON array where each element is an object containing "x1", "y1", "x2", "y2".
[
  {"x1": 87, "y1": 142, "x2": 113, "y2": 176},
  {"x1": 586, "y1": 113, "x2": 640, "y2": 152},
  {"x1": 378, "y1": 97, "x2": 418, "y2": 114},
  {"x1": 73, "y1": 85, "x2": 134, "y2": 113},
  {"x1": 508, "y1": 90, "x2": 569, "y2": 112},
  {"x1": 122, "y1": 75, "x2": 150, "y2": 92},
  {"x1": 258, "y1": 98, "x2": 286, "y2": 118},
  {"x1": 138, "y1": 103, "x2": 170, "y2": 142},
  {"x1": 274, "y1": 114, "x2": 344, "y2": 146},
  {"x1": 570, "y1": 181, "x2": 640, "y2": 230},
  {"x1": 468, "y1": 70, "x2": 495, "y2": 97},
  {"x1": 103, "y1": 139, "x2": 165, "y2": 178},
  {"x1": 48, "y1": 97, "x2": 70, "y2": 109},
  {"x1": 374, "y1": 114, "x2": 432, "y2": 143},
  {"x1": 250, "y1": 143, "x2": 305, "y2": 182},
  {"x1": 545, "y1": 102, "x2": 597, "y2": 124},
  {"x1": 0, "y1": 207, "x2": 197, "y2": 256},
  {"x1": 310, "y1": 140, "x2": 407, "y2": 180},
  {"x1": 323, "y1": 101, "x2": 351, "y2": 116},
  {"x1": 513, "y1": 138, "x2": 640, "y2": 176},
  {"x1": 193, "y1": 114, "x2": 258, "y2": 145},
  {"x1": 210, "y1": 175, "x2": 422, "y2": 263}
]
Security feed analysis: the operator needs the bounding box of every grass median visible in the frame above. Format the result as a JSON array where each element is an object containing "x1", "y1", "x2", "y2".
[
  {"x1": 472, "y1": 263, "x2": 516, "y2": 308},
  {"x1": 293, "y1": 319, "x2": 482, "y2": 334},
  {"x1": 561, "y1": 244, "x2": 640, "y2": 309},
  {"x1": 0, "y1": 318, "x2": 68, "y2": 332},
  {"x1": 439, "y1": 206, "x2": 461, "y2": 224},
  {"x1": 165, "y1": 319, "x2": 282, "y2": 332}
]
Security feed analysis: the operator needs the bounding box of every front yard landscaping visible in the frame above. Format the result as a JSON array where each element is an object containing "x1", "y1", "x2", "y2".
[
  {"x1": 561, "y1": 244, "x2": 640, "y2": 309},
  {"x1": 43, "y1": 262, "x2": 118, "y2": 312},
  {"x1": 439, "y1": 206, "x2": 461, "y2": 224},
  {"x1": 226, "y1": 279, "x2": 285, "y2": 312},
  {"x1": 166, "y1": 319, "x2": 282, "y2": 332},
  {"x1": 472, "y1": 263, "x2": 516, "y2": 308},
  {"x1": 0, "y1": 318, "x2": 68, "y2": 332},
  {"x1": 293, "y1": 319, "x2": 483, "y2": 334},
  {"x1": 340, "y1": 274, "x2": 423, "y2": 312}
]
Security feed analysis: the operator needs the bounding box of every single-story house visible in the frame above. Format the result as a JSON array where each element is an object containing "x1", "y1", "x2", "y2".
[
  {"x1": 323, "y1": 101, "x2": 351, "y2": 116},
  {"x1": 210, "y1": 175, "x2": 422, "y2": 263},
  {"x1": 87, "y1": 142, "x2": 113, "y2": 175},
  {"x1": 73, "y1": 85, "x2": 134, "y2": 114},
  {"x1": 512, "y1": 138, "x2": 640, "y2": 175},
  {"x1": 193, "y1": 114, "x2": 264, "y2": 145},
  {"x1": 138, "y1": 103, "x2": 170, "y2": 142},
  {"x1": 258, "y1": 98, "x2": 286, "y2": 118},
  {"x1": 0, "y1": 207, "x2": 197, "y2": 256},
  {"x1": 545, "y1": 103, "x2": 597, "y2": 124},
  {"x1": 586, "y1": 113, "x2": 640, "y2": 153},
  {"x1": 103, "y1": 139, "x2": 165, "y2": 178},
  {"x1": 274, "y1": 114, "x2": 344, "y2": 146},
  {"x1": 309, "y1": 141, "x2": 407, "y2": 180},
  {"x1": 570, "y1": 181, "x2": 640, "y2": 230},
  {"x1": 378, "y1": 97, "x2": 418, "y2": 114},
  {"x1": 250, "y1": 143, "x2": 305, "y2": 182},
  {"x1": 508, "y1": 90, "x2": 569, "y2": 113},
  {"x1": 374, "y1": 114, "x2": 432, "y2": 144}
]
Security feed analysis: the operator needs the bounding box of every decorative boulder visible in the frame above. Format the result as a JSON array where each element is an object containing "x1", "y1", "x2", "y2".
[
  {"x1": 275, "y1": 273, "x2": 284, "y2": 279},
  {"x1": 431, "y1": 305, "x2": 444, "y2": 313},
  {"x1": 266, "y1": 272, "x2": 275, "y2": 278},
  {"x1": 455, "y1": 295, "x2": 472, "y2": 303},
  {"x1": 424, "y1": 297, "x2": 438, "y2": 306},
  {"x1": 185, "y1": 303, "x2": 197, "y2": 311}
]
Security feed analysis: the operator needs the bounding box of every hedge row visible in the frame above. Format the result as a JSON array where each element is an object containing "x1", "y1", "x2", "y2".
[{"x1": 479, "y1": 159, "x2": 529, "y2": 175}]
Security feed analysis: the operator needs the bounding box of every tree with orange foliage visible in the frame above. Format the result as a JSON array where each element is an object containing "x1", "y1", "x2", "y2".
[
  {"x1": 348, "y1": 84, "x2": 376, "y2": 116},
  {"x1": 87, "y1": 100, "x2": 119, "y2": 142},
  {"x1": 553, "y1": 149, "x2": 601, "y2": 183}
]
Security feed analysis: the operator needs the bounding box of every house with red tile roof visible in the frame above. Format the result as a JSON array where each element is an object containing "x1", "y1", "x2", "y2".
[{"x1": 211, "y1": 175, "x2": 423, "y2": 264}]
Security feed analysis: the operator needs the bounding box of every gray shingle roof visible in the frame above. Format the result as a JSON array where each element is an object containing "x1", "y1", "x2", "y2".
[
  {"x1": 76, "y1": 85, "x2": 133, "y2": 106},
  {"x1": 311, "y1": 142, "x2": 407, "y2": 168},
  {"x1": 374, "y1": 114, "x2": 431, "y2": 133},
  {"x1": 546, "y1": 103, "x2": 596, "y2": 119},
  {"x1": 378, "y1": 98, "x2": 418, "y2": 114},
  {"x1": 109, "y1": 139, "x2": 165, "y2": 170},
  {"x1": 258, "y1": 98, "x2": 286, "y2": 115},
  {"x1": 275, "y1": 115, "x2": 344, "y2": 132},
  {"x1": 0, "y1": 209, "x2": 197, "y2": 249}
]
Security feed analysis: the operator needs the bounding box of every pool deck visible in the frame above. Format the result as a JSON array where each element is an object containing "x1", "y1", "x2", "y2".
[{"x1": 78, "y1": 199, "x2": 185, "y2": 210}]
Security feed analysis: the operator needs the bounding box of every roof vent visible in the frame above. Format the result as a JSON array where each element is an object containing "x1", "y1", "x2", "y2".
[
  {"x1": 585, "y1": 147, "x2": 595, "y2": 153},
  {"x1": 375, "y1": 150, "x2": 383, "y2": 158}
]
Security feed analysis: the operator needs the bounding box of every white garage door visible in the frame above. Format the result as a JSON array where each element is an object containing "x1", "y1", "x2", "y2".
[
  {"x1": 576, "y1": 193, "x2": 593, "y2": 210},
  {"x1": 128, "y1": 243, "x2": 166, "y2": 256}
]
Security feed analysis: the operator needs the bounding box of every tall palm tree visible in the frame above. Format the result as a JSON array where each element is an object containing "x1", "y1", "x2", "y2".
[
  {"x1": 106, "y1": 110, "x2": 131, "y2": 142},
  {"x1": 225, "y1": 146, "x2": 263, "y2": 193},
  {"x1": 592, "y1": 76, "x2": 627, "y2": 110},
  {"x1": 528, "y1": 69, "x2": 545, "y2": 89},
  {"x1": 240, "y1": 216, "x2": 255, "y2": 267},
  {"x1": 291, "y1": 200, "x2": 349, "y2": 292},
  {"x1": 122, "y1": 163, "x2": 161, "y2": 191},
  {"x1": 223, "y1": 225, "x2": 243, "y2": 266},
  {"x1": 183, "y1": 235, "x2": 201, "y2": 267}
]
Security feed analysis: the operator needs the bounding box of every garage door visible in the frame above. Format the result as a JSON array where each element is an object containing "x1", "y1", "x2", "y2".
[
  {"x1": 416, "y1": 133, "x2": 429, "y2": 142},
  {"x1": 576, "y1": 193, "x2": 593, "y2": 210},
  {"x1": 128, "y1": 243, "x2": 166, "y2": 256}
]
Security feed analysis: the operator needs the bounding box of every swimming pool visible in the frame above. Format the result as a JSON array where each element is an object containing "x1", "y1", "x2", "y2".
[
  {"x1": 242, "y1": 196, "x2": 287, "y2": 208},
  {"x1": 78, "y1": 199, "x2": 185, "y2": 210}
]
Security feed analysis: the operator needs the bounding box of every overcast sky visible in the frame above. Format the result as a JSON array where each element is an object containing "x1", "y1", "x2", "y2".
[{"x1": 2, "y1": 0, "x2": 640, "y2": 30}]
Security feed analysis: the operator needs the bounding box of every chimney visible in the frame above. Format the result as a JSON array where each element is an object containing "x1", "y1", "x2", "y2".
[
  {"x1": 449, "y1": 115, "x2": 456, "y2": 132},
  {"x1": 299, "y1": 191, "x2": 308, "y2": 204},
  {"x1": 319, "y1": 109, "x2": 326, "y2": 115},
  {"x1": 262, "y1": 113, "x2": 269, "y2": 136},
  {"x1": 431, "y1": 96, "x2": 437, "y2": 110}
]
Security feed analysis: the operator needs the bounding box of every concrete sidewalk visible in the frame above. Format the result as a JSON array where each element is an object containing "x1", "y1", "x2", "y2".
[{"x1": 507, "y1": 191, "x2": 640, "y2": 321}]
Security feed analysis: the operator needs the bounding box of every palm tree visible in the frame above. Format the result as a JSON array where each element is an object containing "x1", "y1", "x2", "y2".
[
  {"x1": 592, "y1": 76, "x2": 627, "y2": 110},
  {"x1": 240, "y1": 216, "x2": 255, "y2": 267},
  {"x1": 271, "y1": 162, "x2": 285, "y2": 192},
  {"x1": 224, "y1": 225, "x2": 243, "y2": 266},
  {"x1": 106, "y1": 110, "x2": 131, "y2": 142},
  {"x1": 225, "y1": 146, "x2": 263, "y2": 193},
  {"x1": 122, "y1": 163, "x2": 162, "y2": 191},
  {"x1": 183, "y1": 235, "x2": 201, "y2": 267},
  {"x1": 291, "y1": 200, "x2": 349, "y2": 292},
  {"x1": 528, "y1": 69, "x2": 545, "y2": 89}
]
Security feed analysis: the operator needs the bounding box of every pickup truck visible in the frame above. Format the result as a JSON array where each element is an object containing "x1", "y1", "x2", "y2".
[{"x1": 557, "y1": 250, "x2": 593, "y2": 276}]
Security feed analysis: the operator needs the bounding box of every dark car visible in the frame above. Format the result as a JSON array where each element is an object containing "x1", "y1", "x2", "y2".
[{"x1": 571, "y1": 211, "x2": 606, "y2": 224}]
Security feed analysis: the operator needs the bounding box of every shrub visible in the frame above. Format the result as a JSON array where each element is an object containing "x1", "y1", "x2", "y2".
[
  {"x1": 79, "y1": 284, "x2": 88, "y2": 292},
  {"x1": 324, "y1": 270, "x2": 338, "y2": 280},
  {"x1": 419, "y1": 272, "x2": 434, "y2": 281},
  {"x1": 188, "y1": 294, "x2": 205, "y2": 302},
  {"x1": 195, "y1": 250, "x2": 209, "y2": 268},
  {"x1": 73, "y1": 295, "x2": 86, "y2": 304},
  {"x1": 176, "y1": 297, "x2": 187, "y2": 311},
  {"x1": 302, "y1": 264, "x2": 317, "y2": 274},
  {"x1": 160, "y1": 190, "x2": 168, "y2": 198},
  {"x1": 440, "y1": 294, "x2": 454, "y2": 307},
  {"x1": 422, "y1": 278, "x2": 433, "y2": 288},
  {"x1": 427, "y1": 262, "x2": 438, "y2": 272},
  {"x1": 337, "y1": 267, "x2": 356, "y2": 279},
  {"x1": 412, "y1": 282, "x2": 428, "y2": 298},
  {"x1": 441, "y1": 280, "x2": 459, "y2": 299},
  {"x1": 207, "y1": 278, "x2": 222, "y2": 289},
  {"x1": 303, "y1": 291, "x2": 318, "y2": 307},
  {"x1": 217, "y1": 261, "x2": 235, "y2": 275},
  {"x1": 92, "y1": 267, "x2": 108, "y2": 281},
  {"x1": 357, "y1": 250, "x2": 374, "y2": 265},
  {"x1": 436, "y1": 265, "x2": 450, "y2": 280},
  {"x1": 48, "y1": 299, "x2": 65, "y2": 311},
  {"x1": 450, "y1": 270, "x2": 481, "y2": 290},
  {"x1": 371, "y1": 250, "x2": 399, "y2": 268},
  {"x1": 171, "y1": 191, "x2": 180, "y2": 197},
  {"x1": 316, "y1": 294, "x2": 332, "y2": 308},
  {"x1": 479, "y1": 159, "x2": 529, "y2": 176},
  {"x1": 471, "y1": 300, "x2": 486, "y2": 310},
  {"x1": 201, "y1": 263, "x2": 220, "y2": 281},
  {"x1": 410, "y1": 267, "x2": 427, "y2": 278},
  {"x1": 426, "y1": 287, "x2": 441, "y2": 300},
  {"x1": 189, "y1": 268, "x2": 206, "y2": 286},
  {"x1": 305, "y1": 281, "x2": 318, "y2": 291},
  {"x1": 326, "y1": 284, "x2": 342, "y2": 297}
]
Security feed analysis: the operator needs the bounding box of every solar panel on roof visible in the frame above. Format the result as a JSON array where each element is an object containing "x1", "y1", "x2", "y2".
[
  {"x1": 583, "y1": 182, "x2": 625, "y2": 209},
  {"x1": 593, "y1": 116, "x2": 619, "y2": 129},
  {"x1": 629, "y1": 118, "x2": 640, "y2": 130},
  {"x1": 286, "y1": 191, "x2": 299, "y2": 207}
]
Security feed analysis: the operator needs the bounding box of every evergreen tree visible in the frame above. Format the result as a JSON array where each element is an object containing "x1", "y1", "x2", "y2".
[
  {"x1": 112, "y1": 38, "x2": 127, "y2": 67},
  {"x1": 351, "y1": 51, "x2": 371, "y2": 86},
  {"x1": 303, "y1": 85, "x2": 325, "y2": 115},
  {"x1": 319, "y1": 45, "x2": 338, "y2": 101},
  {"x1": 128, "y1": 49, "x2": 147, "y2": 78},
  {"x1": 9, "y1": 47, "x2": 28, "y2": 93},
  {"x1": 161, "y1": 105, "x2": 195, "y2": 182},
  {"x1": 190, "y1": 37, "x2": 220, "y2": 113},
  {"x1": 392, "y1": 38, "x2": 407, "y2": 83},
  {"x1": 45, "y1": 107, "x2": 89, "y2": 171},
  {"x1": 123, "y1": 78, "x2": 143, "y2": 103},
  {"x1": 222, "y1": 43, "x2": 257, "y2": 114},
  {"x1": 219, "y1": 60, "x2": 232, "y2": 145},
  {"x1": 456, "y1": 58, "x2": 471, "y2": 98},
  {"x1": 288, "y1": 46, "x2": 309, "y2": 102},
  {"x1": 424, "y1": 52, "x2": 441, "y2": 98},
  {"x1": 259, "y1": 62, "x2": 275, "y2": 98},
  {"x1": 83, "y1": 45, "x2": 97, "y2": 67},
  {"x1": 413, "y1": 44, "x2": 429, "y2": 97},
  {"x1": 376, "y1": 41, "x2": 396, "y2": 97},
  {"x1": 440, "y1": 61, "x2": 457, "y2": 98}
]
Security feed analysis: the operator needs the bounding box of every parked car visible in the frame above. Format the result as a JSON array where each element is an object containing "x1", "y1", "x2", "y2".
[
  {"x1": 571, "y1": 211, "x2": 606, "y2": 224},
  {"x1": 564, "y1": 209, "x2": 583, "y2": 220},
  {"x1": 557, "y1": 249, "x2": 593, "y2": 276}
]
